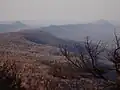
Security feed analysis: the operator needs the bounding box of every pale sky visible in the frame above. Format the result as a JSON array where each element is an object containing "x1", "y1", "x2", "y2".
[{"x1": 0, "y1": 0, "x2": 120, "y2": 22}]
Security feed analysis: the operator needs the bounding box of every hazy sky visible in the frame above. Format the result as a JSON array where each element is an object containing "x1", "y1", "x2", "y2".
[{"x1": 0, "y1": 0, "x2": 120, "y2": 22}]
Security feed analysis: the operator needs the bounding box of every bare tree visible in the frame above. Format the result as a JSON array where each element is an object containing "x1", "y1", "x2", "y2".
[{"x1": 60, "y1": 32, "x2": 120, "y2": 89}]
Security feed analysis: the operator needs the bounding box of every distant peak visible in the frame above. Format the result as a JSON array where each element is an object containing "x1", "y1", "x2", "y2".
[
  {"x1": 13, "y1": 21, "x2": 23, "y2": 24},
  {"x1": 12, "y1": 21, "x2": 26, "y2": 27},
  {"x1": 15, "y1": 21, "x2": 21, "y2": 23},
  {"x1": 93, "y1": 19, "x2": 112, "y2": 25}
]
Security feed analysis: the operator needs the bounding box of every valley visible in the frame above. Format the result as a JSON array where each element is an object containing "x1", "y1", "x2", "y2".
[{"x1": 0, "y1": 20, "x2": 119, "y2": 90}]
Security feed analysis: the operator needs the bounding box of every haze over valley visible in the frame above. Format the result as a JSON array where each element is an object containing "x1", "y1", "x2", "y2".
[
  {"x1": 0, "y1": 0, "x2": 120, "y2": 89},
  {"x1": 0, "y1": 19, "x2": 119, "y2": 42}
]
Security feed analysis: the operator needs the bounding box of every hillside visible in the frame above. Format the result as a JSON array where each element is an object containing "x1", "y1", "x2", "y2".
[
  {"x1": 0, "y1": 20, "x2": 117, "y2": 89},
  {"x1": 0, "y1": 31, "x2": 65, "y2": 63},
  {"x1": 40, "y1": 20, "x2": 115, "y2": 41},
  {"x1": 0, "y1": 30, "x2": 116, "y2": 89},
  {"x1": 18, "y1": 30, "x2": 84, "y2": 52}
]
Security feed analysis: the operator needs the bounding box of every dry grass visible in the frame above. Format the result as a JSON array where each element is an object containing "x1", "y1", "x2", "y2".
[
  {"x1": 0, "y1": 33, "x2": 105, "y2": 90},
  {"x1": 0, "y1": 54, "x2": 103, "y2": 90}
]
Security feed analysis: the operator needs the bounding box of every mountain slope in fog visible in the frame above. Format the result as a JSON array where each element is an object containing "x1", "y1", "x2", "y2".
[
  {"x1": 40, "y1": 20, "x2": 115, "y2": 41},
  {"x1": 19, "y1": 30, "x2": 84, "y2": 52}
]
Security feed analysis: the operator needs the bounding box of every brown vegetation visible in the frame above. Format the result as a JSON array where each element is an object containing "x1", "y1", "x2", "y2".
[
  {"x1": 60, "y1": 31, "x2": 120, "y2": 89},
  {"x1": 0, "y1": 31, "x2": 120, "y2": 90}
]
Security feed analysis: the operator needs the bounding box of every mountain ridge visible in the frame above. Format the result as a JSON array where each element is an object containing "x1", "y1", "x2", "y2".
[
  {"x1": 38, "y1": 20, "x2": 115, "y2": 41},
  {"x1": 0, "y1": 21, "x2": 27, "y2": 32}
]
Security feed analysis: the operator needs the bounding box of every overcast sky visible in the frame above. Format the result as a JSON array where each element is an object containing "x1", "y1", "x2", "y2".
[{"x1": 0, "y1": 0, "x2": 120, "y2": 23}]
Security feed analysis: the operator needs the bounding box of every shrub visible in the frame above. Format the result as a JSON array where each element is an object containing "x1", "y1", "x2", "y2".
[{"x1": 0, "y1": 60, "x2": 25, "y2": 90}]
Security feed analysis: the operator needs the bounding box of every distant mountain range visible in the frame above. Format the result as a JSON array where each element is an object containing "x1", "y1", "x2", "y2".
[
  {"x1": 0, "y1": 21, "x2": 27, "y2": 32},
  {"x1": 0, "y1": 19, "x2": 119, "y2": 42},
  {"x1": 39, "y1": 20, "x2": 116, "y2": 42}
]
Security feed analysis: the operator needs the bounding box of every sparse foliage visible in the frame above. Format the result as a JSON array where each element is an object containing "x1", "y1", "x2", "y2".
[
  {"x1": 0, "y1": 60, "x2": 25, "y2": 90},
  {"x1": 60, "y1": 31, "x2": 120, "y2": 89}
]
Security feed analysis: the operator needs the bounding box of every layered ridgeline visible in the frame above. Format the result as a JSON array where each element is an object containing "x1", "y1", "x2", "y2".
[
  {"x1": 39, "y1": 20, "x2": 116, "y2": 41},
  {"x1": 0, "y1": 20, "x2": 117, "y2": 42},
  {"x1": 19, "y1": 30, "x2": 84, "y2": 52}
]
